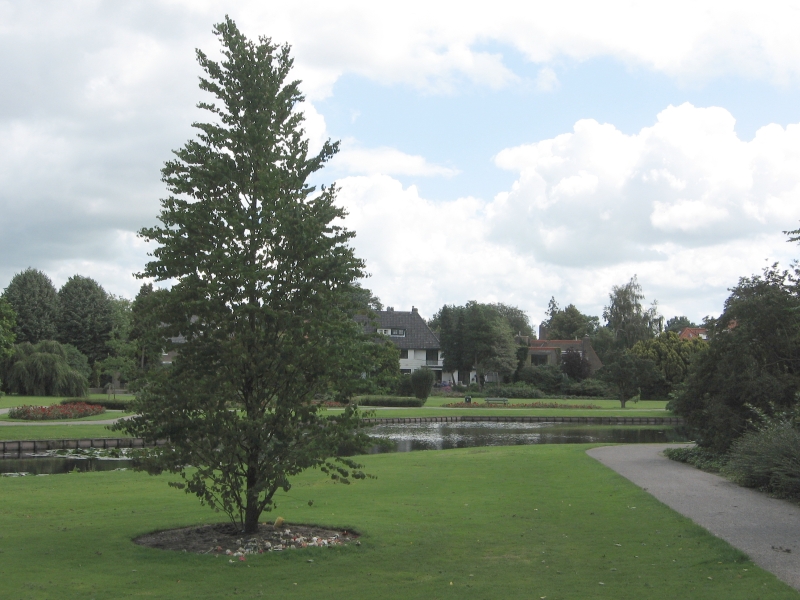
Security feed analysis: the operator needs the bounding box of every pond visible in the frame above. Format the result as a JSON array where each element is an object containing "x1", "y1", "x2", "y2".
[
  {"x1": 367, "y1": 421, "x2": 689, "y2": 453},
  {"x1": 1, "y1": 456, "x2": 135, "y2": 476}
]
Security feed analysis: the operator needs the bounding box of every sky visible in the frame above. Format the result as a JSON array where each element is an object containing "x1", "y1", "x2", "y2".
[{"x1": 2, "y1": 1, "x2": 800, "y2": 328}]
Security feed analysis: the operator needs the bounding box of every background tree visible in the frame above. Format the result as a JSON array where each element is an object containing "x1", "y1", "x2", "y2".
[
  {"x1": 57, "y1": 275, "x2": 114, "y2": 367},
  {"x1": 671, "y1": 263, "x2": 800, "y2": 451},
  {"x1": 488, "y1": 303, "x2": 534, "y2": 337},
  {"x1": 410, "y1": 367, "x2": 435, "y2": 400},
  {"x1": 118, "y1": 18, "x2": 372, "y2": 534},
  {"x1": 2, "y1": 268, "x2": 59, "y2": 343},
  {"x1": 602, "y1": 275, "x2": 663, "y2": 349},
  {"x1": 561, "y1": 348, "x2": 591, "y2": 381},
  {"x1": 129, "y1": 284, "x2": 169, "y2": 374},
  {"x1": 665, "y1": 315, "x2": 696, "y2": 333},
  {"x1": 598, "y1": 351, "x2": 662, "y2": 408},
  {"x1": 629, "y1": 331, "x2": 707, "y2": 396},
  {"x1": 0, "y1": 298, "x2": 15, "y2": 395},
  {"x1": 98, "y1": 295, "x2": 137, "y2": 389},
  {"x1": 346, "y1": 283, "x2": 383, "y2": 314},
  {"x1": 2, "y1": 340, "x2": 88, "y2": 396},
  {"x1": 543, "y1": 298, "x2": 600, "y2": 339}
]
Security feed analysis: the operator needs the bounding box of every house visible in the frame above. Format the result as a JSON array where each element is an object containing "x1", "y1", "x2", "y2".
[
  {"x1": 678, "y1": 327, "x2": 708, "y2": 341},
  {"x1": 525, "y1": 335, "x2": 603, "y2": 374},
  {"x1": 356, "y1": 307, "x2": 456, "y2": 382}
]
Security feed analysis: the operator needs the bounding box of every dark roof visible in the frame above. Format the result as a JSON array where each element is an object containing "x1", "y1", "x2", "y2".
[{"x1": 355, "y1": 308, "x2": 440, "y2": 350}]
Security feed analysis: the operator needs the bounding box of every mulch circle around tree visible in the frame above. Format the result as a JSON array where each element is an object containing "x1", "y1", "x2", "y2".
[{"x1": 134, "y1": 522, "x2": 360, "y2": 556}]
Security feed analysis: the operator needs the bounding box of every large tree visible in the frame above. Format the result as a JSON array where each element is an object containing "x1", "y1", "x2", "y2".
[
  {"x1": 2, "y1": 268, "x2": 59, "y2": 344},
  {"x1": 57, "y1": 275, "x2": 114, "y2": 365},
  {"x1": 671, "y1": 263, "x2": 800, "y2": 451},
  {"x1": 630, "y1": 331, "x2": 707, "y2": 395},
  {"x1": 0, "y1": 298, "x2": 15, "y2": 358},
  {"x1": 543, "y1": 298, "x2": 600, "y2": 340},
  {"x1": 119, "y1": 18, "x2": 371, "y2": 533},
  {"x1": 602, "y1": 275, "x2": 663, "y2": 349}
]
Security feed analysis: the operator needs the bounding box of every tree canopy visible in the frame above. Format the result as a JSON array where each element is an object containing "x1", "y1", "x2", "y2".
[
  {"x1": 0, "y1": 298, "x2": 15, "y2": 359},
  {"x1": 602, "y1": 275, "x2": 663, "y2": 349},
  {"x1": 57, "y1": 275, "x2": 114, "y2": 365},
  {"x1": 543, "y1": 298, "x2": 600, "y2": 340},
  {"x1": 2, "y1": 268, "x2": 59, "y2": 344},
  {"x1": 665, "y1": 315, "x2": 696, "y2": 333},
  {"x1": 118, "y1": 18, "x2": 372, "y2": 533},
  {"x1": 630, "y1": 331, "x2": 707, "y2": 395}
]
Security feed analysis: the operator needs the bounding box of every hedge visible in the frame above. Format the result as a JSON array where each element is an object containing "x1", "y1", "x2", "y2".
[
  {"x1": 61, "y1": 397, "x2": 135, "y2": 411},
  {"x1": 356, "y1": 396, "x2": 426, "y2": 407}
]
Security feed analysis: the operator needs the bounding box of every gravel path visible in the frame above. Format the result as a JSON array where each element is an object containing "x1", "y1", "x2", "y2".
[{"x1": 587, "y1": 444, "x2": 800, "y2": 591}]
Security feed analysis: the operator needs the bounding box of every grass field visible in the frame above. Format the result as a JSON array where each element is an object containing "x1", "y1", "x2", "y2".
[{"x1": 0, "y1": 444, "x2": 794, "y2": 599}]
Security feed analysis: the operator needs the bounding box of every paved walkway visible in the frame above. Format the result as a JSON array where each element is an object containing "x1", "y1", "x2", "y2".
[{"x1": 587, "y1": 444, "x2": 800, "y2": 591}]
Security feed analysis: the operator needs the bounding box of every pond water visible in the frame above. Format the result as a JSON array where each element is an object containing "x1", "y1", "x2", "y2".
[
  {"x1": 0, "y1": 423, "x2": 689, "y2": 475},
  {"x1": 367, "y1": 422, "x2": 689, "y2": 453}
]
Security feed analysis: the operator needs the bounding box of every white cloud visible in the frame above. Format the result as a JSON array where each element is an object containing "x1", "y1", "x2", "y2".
[
  {"x1": 535, "y1": 67, "x2": 560, "y2": 92},
  {"x1": 331, "y1": 142, "x2": 459, "y2": 177}
]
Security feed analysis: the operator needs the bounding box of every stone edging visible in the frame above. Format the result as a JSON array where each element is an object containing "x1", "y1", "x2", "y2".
[
  {"x1": 0, "y1": 438, "x2": 165, "y2": 454},
  {"x1": 361, "y1": 416, "x2": 683, "y2": 425}
]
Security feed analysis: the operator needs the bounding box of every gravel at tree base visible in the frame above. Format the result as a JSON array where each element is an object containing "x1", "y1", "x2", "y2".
[{"x1": 134, "y1": 522, "x2": 360, "y2": 555}]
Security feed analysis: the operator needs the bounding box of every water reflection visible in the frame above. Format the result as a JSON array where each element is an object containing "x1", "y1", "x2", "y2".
[
  {"x1": 0, "y1": 457, "x2": 135, "y2": 476},
  {"x1": 368, "y1": 422, "x2": 688, "y2": 453}
]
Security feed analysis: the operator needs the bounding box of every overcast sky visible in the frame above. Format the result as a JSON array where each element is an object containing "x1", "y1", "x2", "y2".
[{"x1": 2, "y1": 1, "x2": 800, "y2": 327}]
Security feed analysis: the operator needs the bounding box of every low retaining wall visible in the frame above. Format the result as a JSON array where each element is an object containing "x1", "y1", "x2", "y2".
[
  {"x1": 361, "y1": 416, "x2": 683, "y2": 425},
  {"x1": 0, "y1": 437, "x2": 165, "y2": 454}
]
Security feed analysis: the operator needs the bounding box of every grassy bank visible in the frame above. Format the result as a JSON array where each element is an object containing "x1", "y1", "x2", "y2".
[{"x1": 0, "y1": 444, "x2": 792, "y2": 599}]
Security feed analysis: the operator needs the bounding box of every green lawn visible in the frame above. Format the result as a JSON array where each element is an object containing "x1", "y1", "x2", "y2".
[
  {"x1": 0, "y1": 444, "x2": 793, "y2": 599},
  {"x1": 0, "y1": 424, "x2": 127, "y2": 440}
]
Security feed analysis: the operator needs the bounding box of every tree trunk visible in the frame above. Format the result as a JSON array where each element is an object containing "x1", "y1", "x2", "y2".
[{"x1": 620, "y1": 397, "x2": 627, "y2": 409}]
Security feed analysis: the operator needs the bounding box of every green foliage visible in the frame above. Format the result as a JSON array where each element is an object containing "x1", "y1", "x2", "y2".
[
  {"x1": 560, "y1": 378, "x2": 613, "y2": 398},
  {"x1": 1, "y1": 340, "x2": 88, "y2": 396},
  {"x1": 349, "y1": 339, "x2": 400, "y2": 396},
  {"x1": 56, "y1": 275, "x2": 114, "y2": 365},
  {"x1": 723, "y1": 422, "x2": 800, "y2": 497},
  {"x1": 346, "y1": 283, "x2": 383, "y2": 314},
  {"x1": 487, "y1": 303, "x2": 534, "y2": 337},
  {"x1": 0, "y1": 297, "x2": 15, "y2": 357},
  {"x1": 671, "y1": 264, "x2": 800, "y2": 451},
  {"x1": 396, "y1": 373, "x2": 413, "y2": 396},
  {"x1": 560, "y1": 348, "x2": 591, "y2": 381},
  {"x1": 356, "y1": 395, "x2": 425, "y2": 407},
  {"x1": 598, "y1": 351, "x2": 663, "y2": 407},
  {"x1": 665, "y1": 315, "x2": 696, "y2": 333},
  {"x1": 62, "y1": 397, "x2": 134, "y2": 411},
  {"x1": 438, "y1": 301, "x2": 518, "y2": 386},
  {"x1": 469, "y1": 384, "x2": 545, "y2": 399},
  {"x1": 2, "y1": 268, "x2": 59, "y2": 344},
  {"x1": 602, "y1": 275, "x2": 663, "y2": 349},
  {"x1": 543, "y1": 298, "x2": 599, "y2": 339},
  {"x1": 664, "y1": 446, "x2": 728, "y2": 473},
  {"x1": 410, "y1": 367, "x2": 435, "y2": 400},
  {"x1": 517, "y1": 364, "x2": 563, "y2": 394},
  {"x1": 118, "y1": 19, "x2": 372, "y2": 534},
  {"x1": 630, "y1": 331, "x2": 707, "y2": 395}
]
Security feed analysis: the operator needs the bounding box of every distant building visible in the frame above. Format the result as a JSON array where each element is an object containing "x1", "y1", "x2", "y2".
[
  {"x1": 678, "y1": 327, "x2": 708, "y2": 341},
  {"x1": 525, "y1": 336, "x2": 603, "y2": 373}
]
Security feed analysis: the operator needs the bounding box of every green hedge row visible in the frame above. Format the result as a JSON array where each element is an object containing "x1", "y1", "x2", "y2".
[
  {"x1": 61, "y1": 397, "x2": 134, "y2": 411},
  {"x1": 356, "y1": 396, "x2": 426, "y2": 407}
]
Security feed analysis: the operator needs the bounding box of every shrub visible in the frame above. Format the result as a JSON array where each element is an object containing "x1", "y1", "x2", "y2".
[
  {"x1": 560, "y1": 379, "x2": 612, "y2": 397},
  {"x1": 470, "y1": 385, "x2": 544, "y2": 399},
  {"x1": 723, "y1": 423, "x2": 800, "y2": 498},
  {"x1": 8, "y1": 402, "x2": 105, "y2": 420},
  {"x1": 410, "y1": 367, "x2": 435, "y2": 400},
  {"x1": 517, "y1": 364, "x2": 563, "y2": 394},
  {"x1": 356, "y1": 396, "x2": 425, "y2": 407},
  {"x1": 396, "y1": 374, "x2": 413, "y2": 396},
  {"x1": 664, "y1": 446, "x2": 728, "y2": 473}
]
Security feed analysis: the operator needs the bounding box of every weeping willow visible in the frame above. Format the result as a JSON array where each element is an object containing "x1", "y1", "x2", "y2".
[{"x1": 2, "y1": 340, "x2": 88, "y2": 396}]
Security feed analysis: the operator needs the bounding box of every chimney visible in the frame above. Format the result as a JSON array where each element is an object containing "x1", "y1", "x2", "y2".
[
  {"x1": 387, "y1": 307, "x2": 394, "y2": 312},
  {"x1": 412, "y1": 306, "x2": 418, "y2": 313}
]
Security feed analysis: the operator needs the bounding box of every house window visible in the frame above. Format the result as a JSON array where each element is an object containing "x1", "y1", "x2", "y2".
[
  {"x1": 399, "y1": 349, "x2": 409, "y2": 359},
  {"x1": 390, "y1": 328, "x2": 406, "y2": 337},
  {"x1": 400, "y1": 369, "x2": 411, "y2": 375},
  {"x1": 377, "y1": 328, "x2": 391, "y2": 336}
]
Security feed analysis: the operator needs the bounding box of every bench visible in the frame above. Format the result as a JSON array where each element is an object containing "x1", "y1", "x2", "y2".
[{"x1": 485, "y1": 397, "x2": 509, "y2": 405}]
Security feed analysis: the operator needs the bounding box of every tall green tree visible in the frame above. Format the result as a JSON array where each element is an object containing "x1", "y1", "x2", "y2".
[
  {"x1": 118, "y1": 18, "x2": 372, "y2": 533},
  {"x1": 665, "y1": 315, "x2": 696, "y2": 333},
  {"x1": 0, "y1": 298, "x2": 15, "y2": 358},
  {"x1": 602, "y1": 275, "x2": 663, "y2": 349},
  {"x1": 2, "y1": 268, "x2": 59, "y2": 343},
  {"x1": 543, "y1": 298, "x2": 600, "y2": 339},
  {"x1": 56, "y1": 275, "x2": 114, "y2": 365},
  {"x1": 630, "y1": 331, "x2": 707, "y2": 395},
  {"x1": 489, "y1": 303, "x2": 534, "y2": 338},
  {"x1": 672, "y1": 263, "x2": 800, "y2": 451}
]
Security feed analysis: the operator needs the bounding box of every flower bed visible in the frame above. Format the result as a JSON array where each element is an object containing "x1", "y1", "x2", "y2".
[
  {"x1": 8, "y1": 402, "x2": 106, "y2": 420},
  {"x1": 442, "y1": 401, "x2": 602, "y2": 409}
]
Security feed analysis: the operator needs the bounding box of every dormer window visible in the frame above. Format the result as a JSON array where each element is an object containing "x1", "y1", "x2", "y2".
[{"x1": 390, "y1": 328, "x2": 405, "y2": 337}]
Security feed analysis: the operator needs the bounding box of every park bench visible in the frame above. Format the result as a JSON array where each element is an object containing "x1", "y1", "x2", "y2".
[{"x1": 485, "y1": 397, "x2": 509, "y2": 405}]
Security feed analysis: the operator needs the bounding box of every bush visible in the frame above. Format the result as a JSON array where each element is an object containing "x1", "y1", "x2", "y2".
[
  {"x1": 517, "y1": 364, "x2": 563, "y2": 394},
  {"x1": 560, "y1": 379, "x2": 612, "y2": 397},
  {"x1": 470, "y1": 385, "x2": 544, "y2": 399},
  {"x1": 410, "y1": 367, "x2": 435, "y2": 400},
  {"x1": 396, "y1": 374, "x2": 413, "y2": 396},
  {"x1": 8, "y1": 402, "x2": 105, "y2": 420},
  {"x1": 61, "y1": 397, "x2": 134, "y2": 411},
  {"x1": 723, "y1": 423, "x2": 800, "y2": 498},
  {"x1": 664, "y1": 446, "x2": 728, "y2": 473},
  {"x1": 356, "y1": 396, "x2": 426, "y2": 407}
]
